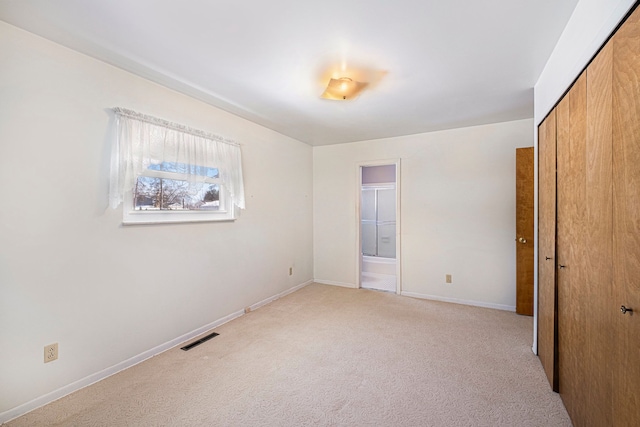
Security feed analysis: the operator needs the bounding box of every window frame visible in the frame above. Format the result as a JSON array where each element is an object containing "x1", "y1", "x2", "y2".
[{"x1": 122, "y1": 165, "x2": 235, "y2": 225}]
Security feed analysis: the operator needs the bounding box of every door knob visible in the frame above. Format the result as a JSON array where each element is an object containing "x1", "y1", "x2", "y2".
[
  {"x1": 559, "y1": 264, "x2": 566, "y2": 269},
  {"x1": 621, "y1": 305, "x2": 633, "y2": 315},
  {"x1": 518, "y1": 237, "x2": 527, "y2": 244},
  {"x1": 545, "y1": 256, "x2": 552, "y2": 261}
]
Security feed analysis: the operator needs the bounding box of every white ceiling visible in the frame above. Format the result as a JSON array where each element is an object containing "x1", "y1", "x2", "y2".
[{"x1": 0, "y1": 0, "x2": 579, "y2": 146}]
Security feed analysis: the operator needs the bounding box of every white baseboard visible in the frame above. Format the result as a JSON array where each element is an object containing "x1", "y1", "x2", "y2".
[
  {"x1": 0, "y1": 280, "x2": 313, "y2": 424},
  {"x1": 248, "y1": 280, "x2": 313, "y2": 312},
  {"x1": 314, "y1": 279, "x2": 356, "y2": 288},
  {"x1": 401, "y1": 291, "x2": 516, "y2": 312}
]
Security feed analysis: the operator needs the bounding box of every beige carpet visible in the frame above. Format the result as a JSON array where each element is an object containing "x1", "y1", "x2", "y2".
[{"x1": 7, "y1": 283, "x2": 571, "y2": 426}]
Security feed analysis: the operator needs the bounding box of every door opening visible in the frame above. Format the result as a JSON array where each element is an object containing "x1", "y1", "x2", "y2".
[{"x1": 359, "y1": 163, "x2": 399, "y2": 293}]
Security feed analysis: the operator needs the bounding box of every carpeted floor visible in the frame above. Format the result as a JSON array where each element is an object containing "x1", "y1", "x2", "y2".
[{"x1": 6, "y1": 283, "x2": 572, "y2": 426}]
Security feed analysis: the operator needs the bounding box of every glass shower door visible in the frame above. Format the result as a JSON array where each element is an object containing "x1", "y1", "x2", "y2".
[
  {"x1": 361, "y1": 188, "x2": 377, "y2": 256},
  {"x1": 361, "y1": 186, "x2": 396, "y2": 258},
  {"x1": 376, "y1": 188, "x2": 396, "y2": 258}
]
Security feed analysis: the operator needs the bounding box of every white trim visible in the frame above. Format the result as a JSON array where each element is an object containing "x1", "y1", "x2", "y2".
[
  {"x1": 401, "y1": 291, "x2": 516, "y2": 312},
  {"x1": 248, "y1": 280, "x2": 313, "y2": 312},
  {"x1": 532, "y1": 123, "x2": 539, "y2": 355},
  {"x1": 0, "y1": 281, "x2": 313, "y2": 424},
  {"x1": 122, "y1": 190, "x2": 235, "y2": 224},
  {"x1": 314, "y1": 279, "x2": 356, "y2": 288}
]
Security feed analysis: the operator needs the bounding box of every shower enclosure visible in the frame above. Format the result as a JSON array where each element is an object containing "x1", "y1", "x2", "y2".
[{"x1": 361, "y1": 184, "x2": 396, "y2": 259}]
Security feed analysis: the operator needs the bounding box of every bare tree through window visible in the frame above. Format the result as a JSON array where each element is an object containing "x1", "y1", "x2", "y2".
[{"x1": 133, "y1": 162, "x2": 220, "y2": 211}]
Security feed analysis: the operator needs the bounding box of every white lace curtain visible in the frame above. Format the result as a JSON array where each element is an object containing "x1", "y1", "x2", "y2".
[{"x1": 109, "y1": 108, "x2": 245, "y2": 210}]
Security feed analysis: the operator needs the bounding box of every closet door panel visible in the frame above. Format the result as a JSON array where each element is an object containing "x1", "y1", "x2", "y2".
[
  {"x1": 557, "y1": 72, "x2": 588, "y2": 426},
  {"x1": 537, "y1": 109, "x2": 557, "y2": 390},
  {"x1": 556, "y1": 92, "x2": 575, "y2": 419},
  {"x1": 585, "y1": 39, "x2": 614, "y2": 426},
  {"x1": 612, "y1": 5, "x2": 640, "y2": 424}
]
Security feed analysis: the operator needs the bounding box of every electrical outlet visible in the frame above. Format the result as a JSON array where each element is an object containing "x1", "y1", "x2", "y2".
[
  {"x1": 44, "y1": 343, "x2": 58, "y2": 363},
  {"x1": 289, "y1": 267, "x2": 293, "y2": 276},
  {"x1": 446, "y1": 274, "x2": 452, "y2": 284}
]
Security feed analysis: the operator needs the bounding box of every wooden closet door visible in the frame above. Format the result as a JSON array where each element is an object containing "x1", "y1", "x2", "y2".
[
  {"x1": 612, "y1": 5, "x2": 640, "y2": 424},
  {"x1": 556, "y1": 72, "x2": 588, "y2": 426},
  {"x1": 585, "y1": 38, "x2": 614, "y2": 426},
  {"x1": 537, "y1": 110, "x2": 557, "y2": 390}
]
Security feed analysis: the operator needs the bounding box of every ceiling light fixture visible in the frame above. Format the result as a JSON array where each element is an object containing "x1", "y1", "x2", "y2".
[{"x1": 321, "y1": 77, "x2": 367, "y2": 100}]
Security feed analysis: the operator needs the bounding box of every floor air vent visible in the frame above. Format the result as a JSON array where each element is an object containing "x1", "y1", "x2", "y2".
[{"x1": 181, "y1": 332, "x2": 219, "y2": 351}]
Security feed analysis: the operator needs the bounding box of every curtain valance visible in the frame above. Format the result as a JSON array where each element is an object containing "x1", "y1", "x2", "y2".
[{"x1": 109, "y1": 108, "x2": 245, "y2": 210}]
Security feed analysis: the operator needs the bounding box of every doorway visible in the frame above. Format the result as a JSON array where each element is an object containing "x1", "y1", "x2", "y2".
[{"x1": 358, "y1": 162, "x2": 400, "y2": 293}]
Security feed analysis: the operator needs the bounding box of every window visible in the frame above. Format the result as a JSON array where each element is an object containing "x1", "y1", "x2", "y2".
[
  {"x1": 109, "y1": 108, "x2": 245, "y2": 224},
  {"x1": 122, "y1": 161, "x2": 232, "y2": 224},
  {"x1": 133, "y1": 163, "x2": 220, "y2": 211}
]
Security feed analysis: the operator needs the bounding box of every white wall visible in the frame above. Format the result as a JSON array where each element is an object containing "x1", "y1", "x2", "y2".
[
  {"x1": 531, "y1": 0, "x2": 636, "y2": 353},
  {"x1": 313, "y1": 119, "x2": 533, "y2": 310},
  {"x1": 0, "y1": 22, "x2": 313, "y2": 420}
]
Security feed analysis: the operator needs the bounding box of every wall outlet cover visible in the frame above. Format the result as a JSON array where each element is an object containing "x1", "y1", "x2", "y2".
[{"x1": 44, "y1": 343, "x2": 58, "y2": 363}]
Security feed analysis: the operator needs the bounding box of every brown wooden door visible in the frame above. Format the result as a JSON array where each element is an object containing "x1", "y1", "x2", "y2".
[
  {"x1": 557, "y1": 72, "x2": 589, "y2": 426},
  {"x1": 612, "y1": 6, "x2": 640, "y2": 423},
  {"x1": 516, "y1": 147, "x2": 534, "y2": 315},
  {"x1": 537, "y1": 111, "x2": 558, "y2": 390},
  {"x1": 584, "y1": 36, "x2": 614, "y2": 425}
]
